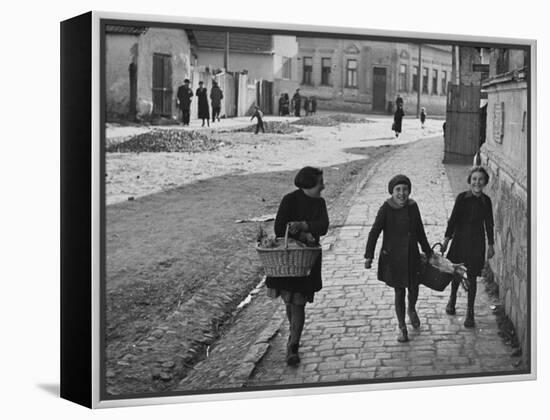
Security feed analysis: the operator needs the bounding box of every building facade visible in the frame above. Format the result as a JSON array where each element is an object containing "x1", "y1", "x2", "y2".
[
  {"x1": 480, "y1": 48, "x2": 529, "y2": 362},
  {"x1": 105, "y1": 26, "x2": 193, "y2": 121},
  {"x1": 294, "y1": 39, "x2": 452, "y2": 115}
]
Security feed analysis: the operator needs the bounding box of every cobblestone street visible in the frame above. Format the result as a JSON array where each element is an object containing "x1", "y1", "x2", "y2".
[{"x1": 246, "y1": 135, "x2": 522, "y2": 387}]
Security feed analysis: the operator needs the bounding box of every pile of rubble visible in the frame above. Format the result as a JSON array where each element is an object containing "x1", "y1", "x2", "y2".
[
  {"x1": 232, "y1": 121, "x2": 303, "y2": 134},
  {"x1": 106, "y1": 129, "x2": 228, "y2": 153}
]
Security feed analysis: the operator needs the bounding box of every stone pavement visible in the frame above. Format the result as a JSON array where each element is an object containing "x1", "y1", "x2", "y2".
[{"x1": 246, "y1": 135, "x2": 522, "y2": 387}]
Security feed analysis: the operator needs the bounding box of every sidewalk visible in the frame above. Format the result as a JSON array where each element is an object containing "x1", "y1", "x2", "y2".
[{"x1": 246, "y1": 135, "x2": 522, "y2": 386}]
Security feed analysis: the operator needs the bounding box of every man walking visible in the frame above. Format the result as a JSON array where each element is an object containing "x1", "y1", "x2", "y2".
[
  {"x1": 210, "y1": 80, "x2": 223, "y2": 123},
  {"x1": 176, "y1": 79, "x2": 193, "y2": 126},
  {"x1": 292, "y1": 89, "x2": 302, "y2": 117}
]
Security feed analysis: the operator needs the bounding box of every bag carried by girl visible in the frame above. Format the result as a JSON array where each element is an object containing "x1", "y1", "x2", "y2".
[{"x1": 420, "y1": 243, "x2": 468, "y2": 291}]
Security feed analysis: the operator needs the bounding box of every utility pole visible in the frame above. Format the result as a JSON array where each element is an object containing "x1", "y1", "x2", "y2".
[
  {"x1": 224, "y1": 32, "x2": 229, "y2": 71},
  {"x1": 417, "y1": 43, "x2": 422, "y2": 118}
]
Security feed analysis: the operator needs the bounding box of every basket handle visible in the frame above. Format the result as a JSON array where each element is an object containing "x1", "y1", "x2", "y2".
[{"x1": 284, "y1": 223, "x2": 290, "y2": 250}]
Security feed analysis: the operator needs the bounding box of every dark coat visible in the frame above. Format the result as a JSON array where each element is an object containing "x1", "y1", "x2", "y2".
[
  {"x1": 393, "y1": 107, "x2": 405, "y2": 132},
  {"x1": 445, "y1": 191, "x2": 494, "y2": 276},
  {"x1": 196, "y1": 87, "x2": 210, "y2": 119},
  {"x1": 292, "y1": 93, "x2": 301, "y2": 115},
  {"x1": 364, "y1": 199, "x2": 431, "y2": 288},
  {"x1": 176, "y1": 85, "x2": 193, "y2": 110},
  {"x1": 265, "y1": 189, "x2": 329, "y2": 294},
  {"x1": 210, "y1": 85, "x2": 223, "y2": 107}
]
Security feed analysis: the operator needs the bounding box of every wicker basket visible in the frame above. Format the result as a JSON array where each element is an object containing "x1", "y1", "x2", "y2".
[{"x1": 255, "y1": 224, "x2": 321, "y2": 277}]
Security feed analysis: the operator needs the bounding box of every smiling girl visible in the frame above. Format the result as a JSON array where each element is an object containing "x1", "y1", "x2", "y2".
[
  {"x1": 364, "y1": 175, "x2": 432, "y2": 343},
  {"x1": 441, "y1": 166, "x2": 495, "y2": 328}
]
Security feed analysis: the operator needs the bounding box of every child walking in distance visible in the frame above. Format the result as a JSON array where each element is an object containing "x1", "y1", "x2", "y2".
[
  {"x1": 364, "y1": 175, "x2": 432, "y2": 343},
  {"x1": 251, "y1": 105, "x2": 265, "y2": 134},
  {"x1": 420, "y1": 107, "x2": 427, "y2": 128},
  {"x1": 441, "y1": 166, "x2": 495, "y2": 328}
]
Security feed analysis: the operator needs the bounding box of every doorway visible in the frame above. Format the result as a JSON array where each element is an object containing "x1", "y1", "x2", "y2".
[
  {"x1": 152, "y1": 53, "x2": 173, "y2": 116},
  {"x1": 373, "y1": 67, "x2": 387, "y2": 112}
]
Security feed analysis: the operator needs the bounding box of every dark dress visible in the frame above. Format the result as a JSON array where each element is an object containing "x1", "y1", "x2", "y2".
[
  {"x1": 265, "y1": 189, "x2": 329, "y2": 296},
  {"x1": 393, "y1": 107, "x2": 405, "y2": 133},
  {"x1": 196, "y1": 87, "x2": 210, "y2": 119},
  {"x1": 445, "y1": 191, "x2": 494, "y2": 277},
  {"x1": 292, "y1": 93, "x2": 301, "y2": 117},
  {"x1": 364, "y1": 199, "x2": 431, "y2": 288}
]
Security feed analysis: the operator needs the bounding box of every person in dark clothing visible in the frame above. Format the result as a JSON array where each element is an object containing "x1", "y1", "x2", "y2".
[
  {"x1": 310, "y1": 96, "x2": 317, "y2": 115},
  {"x1": 278, "y1": 93, "x2": 290, "y2": 116},
  {"x1": 266, "y1": 166, "x2": 329, "y2": 366},
  {"x1": 303, "y1": 97, "x2": 310, "y2": 116},
  {"x1": 210, "y1": 80, "x2": 223, "y2": 123},
  {"x1": 420, "y1": 107, "x2": 426, "y2": 128},
  {"x1": 395, "y1": 94, "x2": 404, "y2": 109},
  {"x1": 176, "y1": 79, "x2": 193, "y2": 126},
  {"x1": 250, "y1": 105, "x2": 265, "y2": 134},
  {"x1": 441, "y1": 166, "x2": 495, "y2": 328},
  {"x1": 292, "y1": 89, "x2": 302, "y2": 117},
  {"x1": 364, "y1": 175, "x2": 432, "y2": 343},
  {"x1": 393, "y1": 104, "x2": 405, "y2": 137},
  {"x1": 196, "y1": 81, "x2": 210, "y2": 127}
]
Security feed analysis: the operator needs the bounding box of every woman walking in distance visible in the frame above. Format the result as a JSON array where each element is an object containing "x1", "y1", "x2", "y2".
[
  {"x1": 196, "y1": 81, "x2": 210, "y2": 127},
  {"x1": 266, "y1": 167, "x2": 329, "y2": 365},
  {"x1": 441, "y1": 166, "x2": 495, "y2": 328},
  {"x1": 364, "y1": 175, "x2": 432, "y2": 343},
  {"x1": 393, "y1": 103, "x2": 405, "y2": 137}
]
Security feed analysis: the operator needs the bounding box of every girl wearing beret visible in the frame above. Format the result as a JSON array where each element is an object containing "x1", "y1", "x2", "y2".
[
  {"x1": 441, "y1": 166, "x2": 495, "y2": 328},
  {"x1": 266, "y1": 166, "x2": 329, "y2": 365},
  {"x1": 364, "y1": 175, "x2": 432, "y2": 342}
]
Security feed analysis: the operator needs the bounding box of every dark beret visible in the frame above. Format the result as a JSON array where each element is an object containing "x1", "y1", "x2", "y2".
[{"x1": 388, "y1": 174, "x2": 411, "y2": 194}]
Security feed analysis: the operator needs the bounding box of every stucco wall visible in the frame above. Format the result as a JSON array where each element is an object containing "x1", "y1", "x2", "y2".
[
  {"x1": 105, "y1": 34, "x2": 138, "y2": 118},
  {"x1": 196, "y1": 50, "x2": 274, "y2": 82},
  {"x1": 136, "y1": 28, "x2": 192, "y2": 118},
  {"x1": 480, "y1": 79, "x2": 529, "y2": 362}
]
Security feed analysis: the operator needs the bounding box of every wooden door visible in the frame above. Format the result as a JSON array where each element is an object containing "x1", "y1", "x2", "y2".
[
  {"x1": 152, "y1": 54, "x2": 173, "y2": 116},
  {"x1": 128, "y1": 63, "x2": 137, "y2": 120},
  {"x1": 373, "y1": 67, "x2": 387, "y2": 112},
  {"x1": 444, "y1": 84, "x2": 481, "y2": 163}
]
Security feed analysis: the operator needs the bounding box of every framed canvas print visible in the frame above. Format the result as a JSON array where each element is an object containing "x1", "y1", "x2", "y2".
[{"x1": 60, "y1": 10, "x2": 537, "y2": 409}]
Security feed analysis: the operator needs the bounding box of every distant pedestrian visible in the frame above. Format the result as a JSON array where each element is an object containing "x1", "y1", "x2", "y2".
[
  {"x1": 310, "y1": 96, "x2": 317, "y2": 115},
  {"x1": 266, "y1": 166, "x2": 329, "y2": 365},
  {"x1": 440, "y1": 166, "x2": 495, "y2": 328},
  {"x1": 395, "y1": 94, "x2": 404, "y2": 109},
  {"x1": 420, "y1": 107, "x2": 427, "y2": 128},
  {"x1": 292, "y1": 89, "x2": 302, "y2": 117},
  {"x1": 176, "y1": 79, "x2": 193, "y2": 126},
  {"x1": 251, "y1": 105, "x2": 265, "y2": 134},
  {"x1": 364, "y1": 175, "x2": 432, "y2": 343},
  {"x1": 303, "y1": 97, "x2": 310, "y2": 116},
  {"x1": 196, "y1": 81, "x2": 210, "y2": 127},
  {"x1": 278, "y1": 93, "x2": 290, "y2": 116},
  {"x1": 210, "y1": 80, "x2": 223, "y2": 123},
  {"x1": 393, "y1": 104, "x2": 405, "y2": 137}
]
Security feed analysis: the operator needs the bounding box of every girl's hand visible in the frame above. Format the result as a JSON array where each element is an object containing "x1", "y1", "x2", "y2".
[
  {"x1": 288, "y1": 221, "x2": 307, "y2": 235},
  {"x1": 364, "y1": 258, "x2": 373, "y2": 269},
  {"x1": 487, "y1": 245, "x2": 495, "y2": 259}
]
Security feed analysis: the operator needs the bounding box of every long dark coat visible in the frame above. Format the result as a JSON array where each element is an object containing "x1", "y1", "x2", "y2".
[
  {"x1": 265, "y1": 189, "x2": 329, "y2": 294},
  {"x1": 196, "y1": 87, "x2": 210, "y2": 119},
  {"x1": 445, "y1": 191, "x2": 494, "y2": 277},
  {"x1": 176, "y1": 85, "x2": 193, "y2": 110},
  {"x1": 210, "y1": 85, "x2": 223, "y2": 107},
  {"x1": 364, "y1": 199, "x2": 431, "y2": 288},
  {"x1": 393, "y1": 107, "x2": 405, "y2": 133}
]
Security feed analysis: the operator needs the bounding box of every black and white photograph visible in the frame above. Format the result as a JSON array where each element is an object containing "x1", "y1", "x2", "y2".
[
  {"x1": 99, "y1": 14, "x2": 533, "y2": 402},
  {"x1": 5, "y1": 1, "x2": 548, "y2": 418}
]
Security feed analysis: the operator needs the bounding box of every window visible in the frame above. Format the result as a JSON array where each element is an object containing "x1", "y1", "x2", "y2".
[
  {"x1": 399, "y1": 64, "x2": 408, "y2": 91},
  {"x1": 432, "y1": 69, "x2": 438, "y2": 94},
  {"x1": 303, "y1": 56, "x2": 313, "y2": 85},
  {"x1": 422, "y1": 67, "x2": 429, "y2": 94},
  {"x1": 346, "y1": 59, "x2": 358, "y2": 88},
  {"x1": 412, "y1": 66, "x2": 419, "y2": 92},
  {"x1": 441, "y1": 70, "x2": 447, "y2": 95},
  {"x1": 282, "y1": 57, "x2": 292, "y2": 79},
  {"x1": 321, "y1": 57, "x2": 332, "y2": 86}
]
